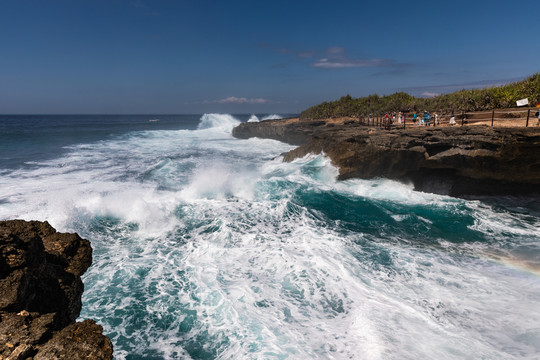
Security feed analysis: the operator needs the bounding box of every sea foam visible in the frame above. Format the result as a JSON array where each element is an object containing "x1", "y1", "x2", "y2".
[{"x1": 1, "y1": 114, "x2": 539, "y2": 359}]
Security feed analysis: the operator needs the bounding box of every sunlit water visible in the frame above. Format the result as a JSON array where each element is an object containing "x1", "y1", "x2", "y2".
[{"x1": 1, "y1": 114, "x2": 539, "y2": 359}]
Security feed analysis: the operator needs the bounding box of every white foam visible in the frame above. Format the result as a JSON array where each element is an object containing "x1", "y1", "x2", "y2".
[
  {"x1": 261, "y1": 114, "x2": 283, "y2": 121},
  {"x1": 179, "y1": 162, "x2": 259, "y2": 201},
  {"x1": 247, "y1": 114, "x2": 259, "y2": 123},
  {"x1": 468, "y1": 200, "x2": 540, "y2": 239},
  {"x1": 1, "y1": 122, "x2": 539, "y2": 359},
  {"x1": 197, "y1": 113, "x2": 241, "y2": 132},
  {"x1": 274, "y1": 152, "x2": 460, "y2": 208}
]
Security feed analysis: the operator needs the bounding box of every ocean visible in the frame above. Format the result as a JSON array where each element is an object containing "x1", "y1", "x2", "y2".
[{"x1": 1, "y1": 114, "x2": 539, "y2": 359}]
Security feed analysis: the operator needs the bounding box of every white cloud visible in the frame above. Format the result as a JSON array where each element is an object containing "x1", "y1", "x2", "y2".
[
  {"x1": 311, "y1": 46, "x2": 392, "y2": 69},
  {"x1": 212, "y1": 97, "x2": 269, "y2": 104},
  {"x1": 326, "y1": 46, "x2": 346, "y2": 55},
  {"x1": 263, "y1": 43, "x2": 395, "y2": 69},
  {"x1": 297, "y1": 51, "x2": 316, "y2": 59},
  {"x1": 422, "y1": 92, "x2": 440, "y2": 98},
  {"x1": 403, "y1": 77, "x2": 525, "y2": 96},
  {"x1": 312, "y1": 58, "x2": 389, "y2": 68}
]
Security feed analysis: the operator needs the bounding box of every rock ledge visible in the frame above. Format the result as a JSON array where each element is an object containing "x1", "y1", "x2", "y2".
[
  {"x1": 233, "y1": 120, "x2": 540, "y2": 197},
  {"x1": 0, "y1": 220, "x2": 113, "y2": 360}
]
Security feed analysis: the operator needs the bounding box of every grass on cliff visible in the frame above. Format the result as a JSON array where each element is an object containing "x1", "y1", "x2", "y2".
[{"x1": 300, "y1": 73, "x2": 540, "y2": 120}]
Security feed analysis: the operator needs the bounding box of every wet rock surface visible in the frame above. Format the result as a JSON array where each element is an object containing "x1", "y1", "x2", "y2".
[
  {"x1": 233, "y1": 120, "x2": 540, "y2": 197},
  {"x1": 0, "y1": 220, "x2": 113, "y2": 359},
  {"x1": 232, "y1": 118, "x2": 322, "y2": 145}
]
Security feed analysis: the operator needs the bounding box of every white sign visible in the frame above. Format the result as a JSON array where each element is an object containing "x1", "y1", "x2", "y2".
[{"x1": 516, "y1": 98, "x2": 529, "y2": 106}]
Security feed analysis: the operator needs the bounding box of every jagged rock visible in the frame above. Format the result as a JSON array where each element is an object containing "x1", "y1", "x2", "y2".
[
  {"x1": 233, "y1": 120, "x2": 540, "y2": 197},
  {"x1": 0, "y1": 312, "x2": 54, "y2": 354},
  {"x1": 0, "y1": 220, "x2": 112, "y2": 359},
  {"x1": 34, "y1": 320, "x2": 113, "y2": 360},
  {"x1": 232, "y1": 118, "x2": 318, "y2": 145}
]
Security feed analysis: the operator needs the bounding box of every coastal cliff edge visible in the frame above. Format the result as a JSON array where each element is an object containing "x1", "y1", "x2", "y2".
[{"x1": 233, "y1": 119, "x2": 540, "y2": 197}]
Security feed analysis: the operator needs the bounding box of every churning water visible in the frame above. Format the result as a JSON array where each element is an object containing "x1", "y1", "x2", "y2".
[{"x1": 1, "y1": 114, "x2": 539, "y2": 359}]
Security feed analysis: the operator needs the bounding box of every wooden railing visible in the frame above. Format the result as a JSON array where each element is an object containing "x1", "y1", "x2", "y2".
[{"x1": 355, "y1": 107, "x2": 539, "y2": 129}]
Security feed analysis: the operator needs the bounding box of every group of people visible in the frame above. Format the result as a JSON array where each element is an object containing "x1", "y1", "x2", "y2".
[
  {"x1": 368, "y1": 111, "x2": 443, "y2": 126},
  {"x1": 412, "y1": 111, "x2": 440, "y2": 126},
  {"x1": 367, "y1": 108, "x2": 540, "y2": 126},
  {"x1": 380, "y1": 112, "x2": 406, "y2": 124}
]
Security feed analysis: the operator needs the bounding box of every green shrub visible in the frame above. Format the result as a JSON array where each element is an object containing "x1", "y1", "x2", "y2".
[{"x1": 299, "y1": 73, "x2": 540, "y2": 119}]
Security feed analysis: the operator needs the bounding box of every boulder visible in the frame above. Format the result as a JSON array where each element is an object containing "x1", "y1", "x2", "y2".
[{"x1": 0, "y1": 220, "x2": 112, "y2": 359}]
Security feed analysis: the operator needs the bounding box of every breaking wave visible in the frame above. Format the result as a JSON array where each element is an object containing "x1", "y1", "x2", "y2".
[
  {"x1": 261, "y1": 114, "x2": 282, "y2": 120},
  {"x1": 247, "y1": 115, "x2": 259, "y2": 122},
  {"x1": 197, "y1": 113, "x2": 241, "y2": 132},
  {"x1": 0, "y1": 114, "x2": 539, "y2": 359}
]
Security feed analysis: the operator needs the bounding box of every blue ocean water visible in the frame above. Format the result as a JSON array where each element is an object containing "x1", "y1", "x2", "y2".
[{"x1": 1, "y1": 114, "x2": 539, "y2": 359}]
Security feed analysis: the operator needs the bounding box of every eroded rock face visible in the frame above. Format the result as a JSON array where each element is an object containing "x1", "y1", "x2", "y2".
[
  {"x1": 0, "y1": 220, "x2": 112, "y2": 359},
  {"x1": 232, "y1": 119, "x2": 324, "y2": 145},
  {"x1": 33, "y1": 319, "x2": 113, "y2": 360},
  {"x1": 233, "y1": 120, "x2": 540, "y2": 197}
]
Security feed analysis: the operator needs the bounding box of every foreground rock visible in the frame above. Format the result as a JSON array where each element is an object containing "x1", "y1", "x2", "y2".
[
  {"x1": 0, "y1": 220, "x2": 113, "y2": 359},
  {"x1": 233, "y1": 120, "x2": 540, "y2": 197}
]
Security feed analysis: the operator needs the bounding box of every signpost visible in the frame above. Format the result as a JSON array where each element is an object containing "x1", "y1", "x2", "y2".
[{"x1": 516, "y1": 98, "x2": 529, "y2": 107}]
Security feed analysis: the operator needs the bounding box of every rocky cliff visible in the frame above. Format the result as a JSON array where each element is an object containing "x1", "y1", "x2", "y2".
[
  {"x1": 233, "y1": 118, "x2": 326, "y2": 145},
  {"x1": 0, "y1": 220, "x2": 113, "y2": 359},
  {"x1": 233, "y1": 120, "x2": 540, "y2": 197}
]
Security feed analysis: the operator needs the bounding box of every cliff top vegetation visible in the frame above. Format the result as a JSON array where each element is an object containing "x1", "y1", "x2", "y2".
[{"x1": 300, "y1": 73, "x2": 540, "y2": 120}]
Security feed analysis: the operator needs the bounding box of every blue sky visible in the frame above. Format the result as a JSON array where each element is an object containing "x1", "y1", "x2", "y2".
[{"x1": 1, "y1": 0, "x2": 538, "y2": 114}]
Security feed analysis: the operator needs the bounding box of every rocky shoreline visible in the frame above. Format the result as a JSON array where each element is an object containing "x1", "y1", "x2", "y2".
[
  {"x1": 233, "y1": 119, "x2": 540, "y2": 197},
  {"x1": 0, "y1": 220, "x2": 113, "y2": 359}
]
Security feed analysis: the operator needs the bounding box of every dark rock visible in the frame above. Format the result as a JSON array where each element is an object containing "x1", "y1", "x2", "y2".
[
  {"x1": 232, "y1": 119, "x2": 316, "y2": 145},
  {"x1": 0, "y1": 312, "x2": 54, "y2": 352},
  {"x1": 34, "y1": 320, "x2": 113, "y2": 360},
  {"x1": 232, "y1": 121, "x2": 540, "y2": 197},
  {"x1": 0, "y1": 220, "x2": 112, "y2": 359}
]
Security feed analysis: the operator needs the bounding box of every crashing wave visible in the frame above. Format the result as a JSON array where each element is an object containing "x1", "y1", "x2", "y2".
[
  {"x1": 197, "y1": 113, "x2": 241, "y2": 131},
  {"x1": 261, "y1": 114, "x2": 282, "y2": 121},
  {"x1": 247, "y1": 115, "x2": 260, "y2": 123}
]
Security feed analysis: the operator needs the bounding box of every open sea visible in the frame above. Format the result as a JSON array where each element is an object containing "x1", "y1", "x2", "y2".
[{"x1": 1, "y1": 114, "x2": 539, "y2": 359}]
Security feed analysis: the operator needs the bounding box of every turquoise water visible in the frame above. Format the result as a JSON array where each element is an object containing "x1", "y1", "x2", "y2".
[{"x1": 1, "y1": 114, "x2": 539, "y2": 359}]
